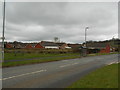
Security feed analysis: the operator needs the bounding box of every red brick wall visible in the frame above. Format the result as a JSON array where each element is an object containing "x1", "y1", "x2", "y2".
[
  {"x1": 26, "y1": 44, "x2": 33, "y2": 49},
  {"x1": 106, "y1": 44, "x2": 110, "y2": 53},
  {"x1": 5, "y1": 44, "x2": 13, "y2": 48},
  {"x1": 100, "y1": 49, "x2": 106, "y2": 53},
  {"x1": 100, "y1": 44, "x2": 110, "y2": 53},
  {"x1": 35, "y1": 43, "x2": 43, "y2": 48}
]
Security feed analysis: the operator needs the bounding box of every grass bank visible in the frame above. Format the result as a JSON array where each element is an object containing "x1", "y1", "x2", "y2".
[{"x1": 69, "y1": 63, "x2": 118, "y2": 88}]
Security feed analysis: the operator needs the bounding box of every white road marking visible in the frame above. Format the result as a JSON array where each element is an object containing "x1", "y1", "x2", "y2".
[
  {"x1": 59, "y1": 64, "x2": 71, "y2": 68},
  {"x1": 71, "y1": 63, "x2": 79, "y2": 65},
  {"x1": 62, "y1": 60, "x2": 69, "y2": 62},
  {"x1": 0, "y1": 69, "x2": 46, "y2": 81},
  {"x1": 107, "y1": 61, "x2": 118, "y2": 65},
  {"x1": 59, "y1": 63, "x2": 79, "y2": 68}
]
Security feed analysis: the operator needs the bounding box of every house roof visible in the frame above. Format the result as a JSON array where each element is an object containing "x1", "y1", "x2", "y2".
[
  {"x1": 68, "y1": 44, "x2": 82, "y2": 48},
  {"x1": 5, "y1": 43, "x2": 14, "y2": 48},
  {"x1": 19, "y1": 43, "x2": 27, "y2": 48},
  {"x1": 41, "y1": 41, "x2": 59, "y2": 47},
  {"x1": 55, "y1": 42, "x2": 66, "y2": 46},
  {"x1": 29, "y1": 43, "x2": 37, "y2": 47},
  {"x1": 6, "y1": 43, "x2": 26, "y2": 48}
]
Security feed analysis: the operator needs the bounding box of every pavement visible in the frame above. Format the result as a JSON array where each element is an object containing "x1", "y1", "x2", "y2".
[{"x1": 2, "y1": 54, "x2": 118, "y2": 88}]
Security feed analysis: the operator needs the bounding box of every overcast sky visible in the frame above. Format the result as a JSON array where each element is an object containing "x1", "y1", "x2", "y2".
[{"x1": 0, "y1": 2, "x2": 118, "y2": 43}]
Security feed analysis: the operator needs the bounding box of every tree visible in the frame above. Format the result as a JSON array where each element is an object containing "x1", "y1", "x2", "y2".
[{"x1": 54, "y1": 37, "x2": 59, "y2": 42}]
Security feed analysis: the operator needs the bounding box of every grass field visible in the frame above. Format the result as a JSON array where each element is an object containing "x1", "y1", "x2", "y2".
[
  {"x1": 69, "y1": 63, "x2": 118, "y2": 88},
  {"x1": 4, "y1": 53, "x2": 80, "y2": 60},
  {"x1": 3, "y1": 53, "x2": 80, "y2": 67},
  {"x1": 3, "y1": 52, "x2": 118, "y2": 67}
]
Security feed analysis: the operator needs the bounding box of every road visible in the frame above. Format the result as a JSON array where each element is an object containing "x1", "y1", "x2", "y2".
[{"x1": 2, "y1": 54, "x2": 118, "y2": 88}]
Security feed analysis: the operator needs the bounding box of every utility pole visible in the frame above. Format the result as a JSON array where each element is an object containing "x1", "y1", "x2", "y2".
[{"x1": 2, "y1": 0, "x2": 5, "y2": 62}]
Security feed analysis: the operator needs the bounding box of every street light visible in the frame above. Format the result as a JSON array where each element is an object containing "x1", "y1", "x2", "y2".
[
  {"x1": 82, "y1": 27, "x2": 89, "y2": 56},
  {"x1": 85, "y1": 27, "x2": 89, "y2": 48}
]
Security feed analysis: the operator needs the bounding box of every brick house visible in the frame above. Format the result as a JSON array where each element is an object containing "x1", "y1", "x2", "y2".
[
  {"x1": 87, "y1": 43, "x2": 111, "y2": 53},
  {"x1": 34, "y1": 43, "x2": 44, "y2": 48},
  {"x1": 25, "y1": 44, "x2": 33, "y2": 49},
  {"x1": 99, "y1": 44, "x2": 110, "y2": 53},
  {"x1": 41, "y1": 41, "x2": 59, "y2": 49},
  {"x1": 56, "y1": 43, "x2": 71, "y2": 49},
  {"x1": 5, "y1": 43, "x2": 13, "y2": 49},
  {"x1": 68, "y1": 44, "x2": 82, "y2": 49}
]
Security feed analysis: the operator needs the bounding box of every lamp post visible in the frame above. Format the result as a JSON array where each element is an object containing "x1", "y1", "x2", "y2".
[
  {"x1": 83, "y1": 27, "x2": 89, "y2": 56},
  {"x1": 85, "y1": 27, "x2": 89, "y2": 48}
]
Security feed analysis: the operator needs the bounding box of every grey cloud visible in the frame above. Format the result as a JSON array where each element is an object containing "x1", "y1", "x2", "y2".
[
  {"x1": 6, "y1": 2, "x2": 67, "y2": 25},
  {"x1": 6, "y1": 2, "x2": 117, "y2": 26},
  {"x1": 3, "y1": 2, "x2": 118, "y2": 43}
]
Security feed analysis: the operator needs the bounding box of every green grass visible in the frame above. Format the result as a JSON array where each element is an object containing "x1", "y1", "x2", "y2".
[
  {"x1": 88, "y1": 52, "x2": 118, "y2": 56},
  {"x1": 4, "y1": 53, "x2": 80, "y2": 60},
  {"x1": 3, "y1": 52, "x2": 118, "y2": 67},
  {"x1": 69, "y1": 63, "x2": 118, "y2": 88},
  {"x1": 2, "y1": 53, "x2": 80, "y2": 67}
]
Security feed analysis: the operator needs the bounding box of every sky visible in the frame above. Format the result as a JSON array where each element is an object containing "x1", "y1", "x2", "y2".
[{"x1": 0, "y1": 1, "x2": 118, "y2": 44}]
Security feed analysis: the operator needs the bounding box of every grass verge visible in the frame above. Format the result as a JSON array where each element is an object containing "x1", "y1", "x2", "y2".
[
  {"x1": 69, "y1": 63, "x2": 118, "y2": 88},
  {"x1": 3, "y1": 52, "x2": 118, "y2": 67},
  {"x1": 3, "y1": 54, "x2": 80, "y2": 67},
  {"x1": 4, "y1": 53, "x2": 80, "y2": 60},
  {"x1": 88, "y1": 52, "x2": 118, "y2": 56}
]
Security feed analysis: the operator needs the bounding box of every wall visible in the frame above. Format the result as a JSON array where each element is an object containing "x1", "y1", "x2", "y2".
[
  {"x1": 100, "y1": 45, "x2": 110, "y2": 53},
  {"x1": 35, "y1": 44, "x2": 43, "y2": 48}
]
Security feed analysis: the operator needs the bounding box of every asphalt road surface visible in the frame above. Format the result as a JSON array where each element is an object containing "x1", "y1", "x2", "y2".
[{"x1": 2, "y1": 54, "x2": 118, "y2": 88}]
